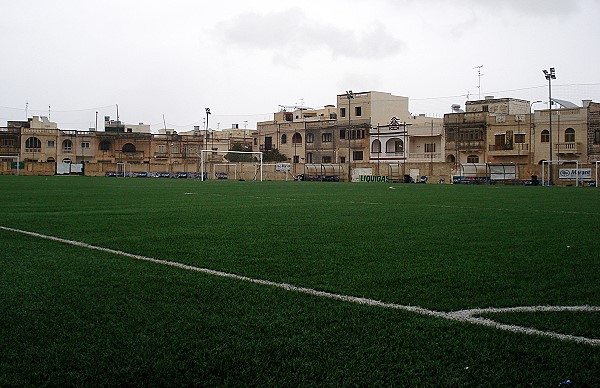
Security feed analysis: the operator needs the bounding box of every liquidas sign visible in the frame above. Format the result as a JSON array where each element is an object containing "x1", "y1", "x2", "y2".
[{"x1": 359, "y1": 175, "x2": 389, "y2": 183}]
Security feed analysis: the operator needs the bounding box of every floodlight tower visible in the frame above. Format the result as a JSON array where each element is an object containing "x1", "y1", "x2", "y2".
[
  {"x1": 205, "y1": 108, "x2": 211, "y2": 151},
  {"x1": 543, "y1": 67, "x2": 556, "y2": 185},
  {"x1": 346, "y1": 90, "x2": 354, "y2": 182}
]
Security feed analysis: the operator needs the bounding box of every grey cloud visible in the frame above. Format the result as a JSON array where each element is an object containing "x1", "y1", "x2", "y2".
[{"x1": 215, "y1": 9, "x2": 405, "y2": 63}]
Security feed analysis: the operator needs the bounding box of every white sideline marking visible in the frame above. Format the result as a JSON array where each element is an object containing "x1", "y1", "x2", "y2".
[{"x1": 1, "y1": 225, "x2": 599, "y2": 347}]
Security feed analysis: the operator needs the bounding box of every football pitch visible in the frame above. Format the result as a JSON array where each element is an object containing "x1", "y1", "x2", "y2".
[{"x1": 1, "y1": 176, "x2": 599, "y2": 386}]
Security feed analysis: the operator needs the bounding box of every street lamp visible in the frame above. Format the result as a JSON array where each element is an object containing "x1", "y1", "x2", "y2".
[
  {"x1": 205, "y1": 108, "x2": 211, "y2": 151},
  {"x1": 346, "y1": 90, "x2": 354, "y2": 182},
  {"x1": 543, "y1": 67, "x2": 556, "y2": 185}
]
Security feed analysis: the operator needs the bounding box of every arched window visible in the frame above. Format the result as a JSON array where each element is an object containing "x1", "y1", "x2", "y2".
[
  {"x1": 122, "y1": 143, "x2": 136, "y2": 153},
  {"x1": 25, "y1": 137, "x2": 41, "y2": 150},
  {"x1": 62, "y1": 158, "x2": 72, "y2": 164},
  {"x1": 386, "y1": 138, "x2": 403, "y2": 153},
  {"x1": 447, "y1": 154, "x2": 456, "y2": 163},
  {"x1": 371, "y1": 139, "x2": 381, "y2": 153},
  {"x1": 564, "y1": 128, "x2": 575, "y2": 142},
  {"x1": 62, "y1": 139, "x2": 73, "y2": 151},
  {"x1": 467, "y1": 155, "x2": 479, "y2": 163},
  {"x1": 292, "y1": 133, "x2": 302, "y2": 144},
  {"x1": 47, "y1": 157, "x2": 55, "y2": 162},
  {"x1": 99, "y1": 140, "x2": 111, "y2": 151},
  {"x1": 541, "y1": 130, "x2": 550, "y2": 143},
  {"x1": 281, "y1": 134, "x2": 287, "y2": 144}
]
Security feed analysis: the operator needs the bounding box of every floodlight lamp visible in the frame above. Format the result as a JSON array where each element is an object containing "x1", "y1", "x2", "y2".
[{"x1": 205, "y1": 108, "x2": 211, "y2": 114}]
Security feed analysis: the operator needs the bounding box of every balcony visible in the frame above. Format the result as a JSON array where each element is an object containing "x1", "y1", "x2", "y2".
[
  {"x1": 488, "y1": 143, "x2": 529, "y2": 155},
  {"x1": 409, "y1": 152, "x2": 442, "y2": 162},
  {"x1": 457, "y1": 140, "x2": 486, "y2": 151},
  {"x1": 116, "y1": 151, "x2": 145, "y2": 161},
  {"x1": 556, "y1": 142, "x2": 584, "y2": 154}
]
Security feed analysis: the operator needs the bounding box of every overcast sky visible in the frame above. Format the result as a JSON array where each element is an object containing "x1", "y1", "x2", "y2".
[{"x1": 2, "y1": 0, "x2": 600, "y2": 131}]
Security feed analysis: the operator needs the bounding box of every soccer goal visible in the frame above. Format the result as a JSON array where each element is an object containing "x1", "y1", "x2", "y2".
[
  {"x1": 116, "y1": 162, "x2": 132, "y2": 178},
  {"x1": 541, "y1": 160, "x2": 580, "y2": 186},
  {"x1": 0, "y1": 155, "x2": 20, "y2": 176},
  {"x1": 197, "y1": 150, "x2": 263, "y2": 181}
]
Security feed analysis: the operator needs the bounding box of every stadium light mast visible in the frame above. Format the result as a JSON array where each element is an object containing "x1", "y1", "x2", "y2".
[
  {"x1": 205, "y1": 108, "x2": 211, "y2": 151},
  {"x1": 346, "y1": 90, "x2": 354, "y2": 182},
  {"x1": 543, "y1": 67, "x2": 556, "y2": 185},
  {"x1": 529, "y1": 100, "x2": 542, "y2": 175}
]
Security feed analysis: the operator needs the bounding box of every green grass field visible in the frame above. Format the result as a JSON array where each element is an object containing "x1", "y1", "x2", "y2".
[{"x1": 1, "y1": 176, "x2": 599, "y2": 386}]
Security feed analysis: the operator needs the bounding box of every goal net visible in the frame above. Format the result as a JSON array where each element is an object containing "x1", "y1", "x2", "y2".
[
  {"x1": 197, "y1": 150, "x2": 263, "y2": 181},
  {"x1": 0, "y1": 155, "x2": 21, "y2": 176}
]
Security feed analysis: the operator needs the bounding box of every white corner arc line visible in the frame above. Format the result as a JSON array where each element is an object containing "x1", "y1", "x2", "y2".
[{"x1": 1, "y1": 225, "x2": 599, "y2": 347}]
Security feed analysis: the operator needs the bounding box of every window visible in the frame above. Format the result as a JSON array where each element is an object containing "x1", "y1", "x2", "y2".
[
  {"x1": 595, "y1": 130, "x2": 600, "y2": 144},
  {"x1": 25, "y1": 137, "x2": 41, "y2": 150},
  {"x1": 482, "y1": 105, "x2": 489, "y2": 112},
  {"x1": 322, "y1": 156, "x2": 332, "y2": 163},
  {"x1": 340, "y1": 107, "x2": 346, "y2": 118},
  {"x1": 292, "y1": 133, "x2": 302, "y2": 144},
  {"x1": 62, "y1": 139, "x2": 73, "y2": 152},
  {"x1": 306, "y1": 133, "x2": 314, "y2": 143},
  {"x1": 372, "y1": 140, "x2": 381, "y2": 153},
  {"x1": 340, "y1": 156, "x2": 346, "y2": 163},
  {"x1": 395, "y1": 140, "x2": 404, "y2": 153},
  {"x1": 541, "y1": 130, "x2": 550, "y2": 143},
  {"x1": 352, "y1": 151, "x2": 363, "y2": 161},
  {"x1": 564, "y1": 128, "x2": 575, "y2": 142},
  {"x1": 340, "y1": 129, "x2": 346, "y2": 140},
  {"x1": 99, "y1": 141, "x2": 111, "y2": 151},
  {"x1": 306, "y1": 152, "x2": 313, "y2": 163},
  {"x1": 281, "y1": 134, "x2": 287, "y2": 144},
  {"x1": 322, "y1": 133, "x2": 332, "y2": 142},
  {"x1": 47, "y1": 140, "x2": 55, "y2": 148},
  {"x1": 122, "y1": 143, "x2": 136, "y2": 153},
  {"x1": 514, "y1": 134, "x2": 525, "y2": 144},
  {"x1": 467, "y1": 155, "x2": 479, "y2": 163},
  {"x1": 293, "y1": 155, "x2": 300, "y2": 163},
  {"x1": 425, "y1": 143, "x2": 436, "y2": 153},
  {"x1": 265, "y1": 136, "x2": 272, "y2": 151},
  {"x1": 355, "y1": 106, "x2": 362, "y2": 117},
  {"x1": 171, "y1": 145, "x2": 179, "y2": 154},
  {"x1": 81, "y1": 142, "x2": 90, "y2": 149}
]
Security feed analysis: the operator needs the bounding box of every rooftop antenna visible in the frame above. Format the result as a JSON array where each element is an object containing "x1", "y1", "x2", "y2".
[
  {"x1": 25, "y1": 101, "x2": 29, "y2": 119},
  {"x1": 162, "y1": 114, "x2": 167, "y2": 131},
  {"x1": 116, "y1": 104, "x2": 120, "y2": 122},
  {"x1": 473, "y1": 65, "x2": 484, "y2": 99},
  {"x1": 48, "y1": 105, "x2": 51, "y2": 120}
]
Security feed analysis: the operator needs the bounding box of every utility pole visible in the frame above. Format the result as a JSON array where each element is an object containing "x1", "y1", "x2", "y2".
[{"x1": 346, "y1": 90, "x2": 354, "y2": 182}]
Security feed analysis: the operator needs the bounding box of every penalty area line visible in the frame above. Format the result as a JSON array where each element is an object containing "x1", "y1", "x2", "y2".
[{"x1": 1, "y1": 225, "x2": 599, "y2": 347}]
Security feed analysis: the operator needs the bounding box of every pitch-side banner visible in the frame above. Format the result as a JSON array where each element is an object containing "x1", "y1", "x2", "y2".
[{"x1": 559, "y1": 168, "x2": 592, "y2": 180}]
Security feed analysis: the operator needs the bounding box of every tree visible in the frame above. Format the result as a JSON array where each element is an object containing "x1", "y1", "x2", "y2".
[
  {"x1": 225, "y1": 142, "x2": 255, "y2": 162},
  {"x1": 263, "y1": 148, "x2": 288, "y2": 162}
]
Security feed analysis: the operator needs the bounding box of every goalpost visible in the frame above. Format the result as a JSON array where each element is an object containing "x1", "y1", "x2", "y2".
[
  {"x1": 541, "y1": 160, "x2": 580, "y2": 186},
  {"x1": 197, "y1": 150, "x2": 263, "y2": 181},
  {"x1": 116, "y1": 162, "x2": 130, "y2": 178},
  {"x1": 0, "y1": 155, "x2": 20, "y2": 176}
]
